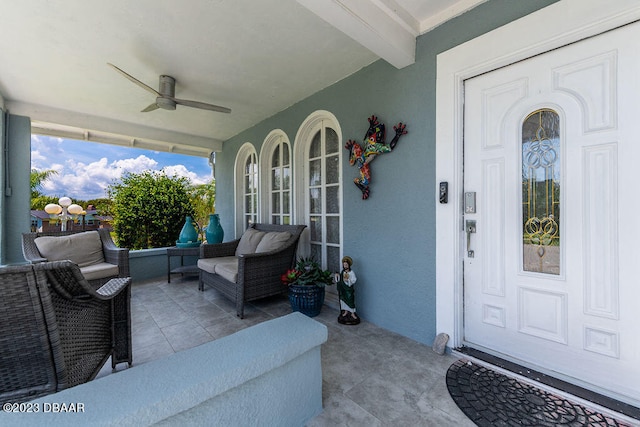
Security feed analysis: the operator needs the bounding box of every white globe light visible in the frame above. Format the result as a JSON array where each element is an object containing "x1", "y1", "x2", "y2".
[
  {"x1": 67, "y1": 204, "x2": 83, "y2": 215},
  {"x1": 44, "y1": 203, "x2": 63, "y2": 215},
  {"x1": 58, "y1": 197, "x2": 72, "y2": 207}
]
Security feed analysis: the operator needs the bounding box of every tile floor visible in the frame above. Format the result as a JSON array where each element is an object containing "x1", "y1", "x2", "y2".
[
  {"x1": 97, "y1": 274, "x2": 633, "y2": 426},
  {"x1": 98, "y1": 274, "x2": 473, "y2": 425}
]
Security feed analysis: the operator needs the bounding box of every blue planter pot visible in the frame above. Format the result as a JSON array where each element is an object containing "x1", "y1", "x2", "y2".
[
  {"x1": 289, "y1": 285, "x2": 325, "y2": 317},
  {"x1": 205, "y1": 214, "x2": 224, "y2": 244}
]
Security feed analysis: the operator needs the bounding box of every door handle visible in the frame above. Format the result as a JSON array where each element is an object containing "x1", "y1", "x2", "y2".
[{"x1": 466, "y1": 220, "x2": 476, "y2": 258}]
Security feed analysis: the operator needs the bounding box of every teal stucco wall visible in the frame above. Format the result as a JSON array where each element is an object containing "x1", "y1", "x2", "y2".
[
  {"x1": 1, "y1": 113, "x2": 31, "y2": 265},
  {"x1": 215, "y1": 0, "x2": 558, "y2": 344}
]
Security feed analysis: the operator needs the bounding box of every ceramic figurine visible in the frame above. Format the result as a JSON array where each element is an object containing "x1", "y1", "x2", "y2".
[
  {"x1": 345, "y1": 115, "x2": 407, "y2": 199},
  {"x1": 335, "y1": 256, "x2": 360, "y2": 325}
]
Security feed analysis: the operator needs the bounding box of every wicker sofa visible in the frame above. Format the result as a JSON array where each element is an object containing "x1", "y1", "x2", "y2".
[
  {"x1": 198, "y1": 223, "x2": 306, "y2": 318},
  {"x1": 22, "y1": 229, "x2": 129, "y2": 289},
  {"x1": 0, "y1": 262, "x2": 131, "y2": 404}
]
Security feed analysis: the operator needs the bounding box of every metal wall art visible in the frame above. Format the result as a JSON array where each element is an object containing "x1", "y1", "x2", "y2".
[{"x1": 345, "y1": 115, "x2": 407, "y2": 199}]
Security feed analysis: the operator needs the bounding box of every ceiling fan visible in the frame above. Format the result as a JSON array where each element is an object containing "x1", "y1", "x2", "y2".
[{"x1": 107, "y1": 63, "x2": 231, "y2": 114}]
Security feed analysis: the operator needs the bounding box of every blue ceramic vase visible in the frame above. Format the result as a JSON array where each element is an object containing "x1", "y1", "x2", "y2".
[
  {"x1": 205, "y1": 214, "x2": 224, "y2": 244},
  {"x1": 178, "y1": 215, "x2": 199, "y2": 244}
]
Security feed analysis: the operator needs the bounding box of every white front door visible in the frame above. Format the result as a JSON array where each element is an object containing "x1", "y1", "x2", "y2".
[{"x1": 463, "y1": 22, "x2": 640, "y2": 406}]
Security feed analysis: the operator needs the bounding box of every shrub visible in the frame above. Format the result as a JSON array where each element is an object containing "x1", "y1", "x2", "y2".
[{"x1": 108, "y1": 171, "x2": 194, "y2": 249}]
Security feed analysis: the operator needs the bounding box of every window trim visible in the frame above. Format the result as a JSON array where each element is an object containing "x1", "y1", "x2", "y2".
[
  {"x1": 234, "y1": 142, "x2": 259, "y2": 238},
  {"x1": 293, "y1": 110, "x2": 343, "y2": 268},
  {"x1": 259, "y1": 129, "x2": 292, "y2": 225}
]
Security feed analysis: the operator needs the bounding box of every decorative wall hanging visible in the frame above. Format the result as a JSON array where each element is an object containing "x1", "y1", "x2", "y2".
[{"x1": 345, "y1": 115, "x2": 407, "y2": 199}]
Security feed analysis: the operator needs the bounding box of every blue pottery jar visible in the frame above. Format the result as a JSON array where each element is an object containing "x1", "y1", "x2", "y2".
[
  {"x1": 205, "y1": 214, "x2": 224, "y2": 244},
  {"x1": 177, "y1": 215, "x2": 199, "y2": 245}
]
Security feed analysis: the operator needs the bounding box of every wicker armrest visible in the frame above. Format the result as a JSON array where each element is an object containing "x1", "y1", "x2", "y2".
[
  {"x1": 96, "y1": 277, "x2": 132, "y2": 299},
  {"x1": 21, "y1": 233, "x2": 47, "y2": 263},
  {"x1": 201, "y1": 240, "x2": 240, "y2": 258},
  {"x1": 103, "y1": 247, "x2": 130, "y2": 275},
  {"x1": 98, "y1": 229, "x2": 130, "y2": 277},
  {"x1": 39, "y1": 260, "x2": 127, "y2": 301}
]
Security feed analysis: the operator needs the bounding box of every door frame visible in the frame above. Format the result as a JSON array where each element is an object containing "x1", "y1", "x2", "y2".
[{"x1": 435, "y1": 0, "x2": 640, "y2": 348}]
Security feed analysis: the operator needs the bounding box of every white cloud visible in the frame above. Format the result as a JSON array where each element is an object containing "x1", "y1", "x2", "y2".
[
  {"x1": 31, "y1": 149, "x2": 46, "y2": 163},
  {"x1": 112, "y1": 155, "x2": 159, "y2": 172},
  {"x1": 33, "y1": 150, "x2": 212, "y2": 200},
  {"x1": 163, "y1": 164, "x2": 210, "y2": 185}
]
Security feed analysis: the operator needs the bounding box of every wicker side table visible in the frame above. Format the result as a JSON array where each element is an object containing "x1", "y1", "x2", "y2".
[{"x1": 167, "y1": 246, "x2": 200, "y2": 282}]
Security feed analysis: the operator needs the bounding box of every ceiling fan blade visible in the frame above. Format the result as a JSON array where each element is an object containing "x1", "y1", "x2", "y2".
[
  {"x1": 107, "y1": 63, "x2": 160, "y2": 97},
  {"x1": 173, "y1": 97, "x2": 231, "y2": 114},
  {"x1": 141, "y1": 103, "x2": 159, "y2": 113}
]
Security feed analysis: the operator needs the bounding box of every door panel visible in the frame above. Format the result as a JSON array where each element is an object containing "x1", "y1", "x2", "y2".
[{"x1": 463, "y1": 22, "x2": 640, "y2": 406}]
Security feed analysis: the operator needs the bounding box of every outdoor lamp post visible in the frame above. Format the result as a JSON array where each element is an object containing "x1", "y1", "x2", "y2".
[{"x1": 45, "y1": 197, "x2": 84, "y2": 231}]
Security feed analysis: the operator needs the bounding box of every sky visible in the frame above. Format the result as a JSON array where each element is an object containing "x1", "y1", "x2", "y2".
[{"x1": 31, "y1": 135, "x2": 213, "y2": 201}]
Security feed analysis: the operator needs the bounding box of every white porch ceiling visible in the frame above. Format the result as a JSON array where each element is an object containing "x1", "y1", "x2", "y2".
[{"x1": 0, "y1": 0, "x2": 485, "y2": 156}]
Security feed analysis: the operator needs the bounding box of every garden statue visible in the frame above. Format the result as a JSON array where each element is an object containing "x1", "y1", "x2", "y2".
[
  {"x1": 345, "y1": 115, "x2": 407, "y2": 199},
  {"x1": 335, "y1": 256, "x2": 360, "y2": 325}
]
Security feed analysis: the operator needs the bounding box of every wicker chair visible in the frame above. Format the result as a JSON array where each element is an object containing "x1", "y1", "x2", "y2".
[
  {"x1": 22, "y1": 229, "x2": 129, "y2": 289},
  {"x1": 39, "y1": 260, "x2": 132, "y2": 373},
  {"x1": 198, "y1": 223, "x2": 306, "y2": 318},
  {"x1": 0, "y1": 264, "x2": 65, "y2": 404},
  {"x1": 0, "y1": 262, "x2": 131, "y2": 404}
]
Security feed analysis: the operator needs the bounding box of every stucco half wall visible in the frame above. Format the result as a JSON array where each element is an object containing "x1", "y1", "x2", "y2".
[{"x1": 2, "y1": 312, "x2": 327, "y2": 426}]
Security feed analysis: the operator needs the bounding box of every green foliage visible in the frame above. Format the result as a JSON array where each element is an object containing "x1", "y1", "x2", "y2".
[
  {"x1": 31, "y1": 195, "x2": 61, "y2": 211},
  {"x1": 282, "y1": 257, "x2": 334, "y2": 288},
  {"x1": 30, "y1": 169, "x2": 57, "y2": 199},
  {"x1": 85, "y1": 198, "x2": 113, "y2": 215},
  {"x1": 107, "y1": 171, "x2": 194, "y2": 249},
  {"x1": 30, "y1": 169, "x2": 59, "y2": 208},
  {"x1": 188, "y1": 180, "x2": 216, "y2": 239}
]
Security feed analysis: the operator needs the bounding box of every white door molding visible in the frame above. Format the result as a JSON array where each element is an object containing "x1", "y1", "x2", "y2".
[{"x1": 435, "y1": 0, "x2": 640, "y2": 347}]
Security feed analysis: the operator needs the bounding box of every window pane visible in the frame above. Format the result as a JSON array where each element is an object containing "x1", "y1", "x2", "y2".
[
  {"x1": 326, "y1": 154, "x2": 339, "y2": 184},
  {"x1": 309, "y1": 159, "x2": 321, "y2": 186},
  {"x1": 327, "y1": 216, "x2": 340, "y2": 243},
  {"x1": 326, "y1": 186, "x2": 339, "y2": 214},
  {"x1": 522, "y1": 109, "x2": 560, "y2": 275},
  {"x1": 327, "y1": 245, "x2": 340, "y2": 273},
  {"x1": 272, "y1": 215, "x2": 281, "y2": 225},
  {"x1": 283, "y1": 215, "x2": 290, "y2": 225},
  {"x1": 245, "y1": 195, "x2": 252, "y2": 213},
  {"x1": 310, "y1": 243, "x2": 322, "y2": 265},
  {"x1": 272, "y1": 145, "x2": 280, "y2": 168},
  {"x1": 272, "y1": 168, "x2": 281, "y2": 190},
  {"x1": 283, "y1": 191, "x2": 290, "y2": 214},
  {"x1": 309, "y1": 188, "x2": 322, "y2": 214},
  {"x1": 310, "y1": 216, "x2": 322, "y2": 242},
  {"x1": 326, "y1": 128, "x2": 338, "y2": 154},
  {"x1": 283, "y1": 143, "x2": 290, "y2": 166},
  {"x1": 310, "y1": 131, "x2": 322, "y2": 158},
  {"x1": 272, "y1": 192, "x2": 281, "y2": 214},
  {"x1": 283, "y1": 166, "x2": 291, "y2": 190}
]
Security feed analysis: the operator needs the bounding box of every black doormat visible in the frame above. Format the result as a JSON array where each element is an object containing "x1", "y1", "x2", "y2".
[{"x1": 446, "y1": 360, "x2": 633, "y2": 426}]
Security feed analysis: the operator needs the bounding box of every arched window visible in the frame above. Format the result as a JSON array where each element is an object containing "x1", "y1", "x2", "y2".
[
  {"x1": 522, "y1": 108, "x2": 561, "y2": 275},
  {"x1": 260, "y1": 130, "x2": 292, "y2": 225},
  {"x1": 234, "y1": 143, "x2": 258, "y2": 236},
  {"x1": 294, "y1": 111, "x2": 342, "y2": 273}
]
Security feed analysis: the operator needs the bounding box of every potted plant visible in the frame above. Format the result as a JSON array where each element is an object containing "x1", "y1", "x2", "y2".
[{"x1": 281, "y1": 257, "x2": 334, "y2": 317}]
